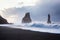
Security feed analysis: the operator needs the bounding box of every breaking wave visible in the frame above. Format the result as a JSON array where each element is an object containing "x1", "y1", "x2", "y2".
[
  {"x1": 0, "y1": 21, "x2": 60, "y2": 34},
  {"x1": 20, "y1": 21, "x2": 60, "y2": 29}
]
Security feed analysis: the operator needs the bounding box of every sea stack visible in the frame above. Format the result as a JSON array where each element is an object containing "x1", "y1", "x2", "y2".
[
  {"x1": 0, "y1": 15, "x2": 8, "y2": 24},
  {"x1": 22, "y1": 12, "x2": 32, "y2": 23},
  {"x1": 47, "y1": 14, "x2": 51, "y2": 24}
]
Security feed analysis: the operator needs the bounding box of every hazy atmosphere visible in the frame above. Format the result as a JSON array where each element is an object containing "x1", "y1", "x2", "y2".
[
  {"x1": 0, "y1": 0, "x2": 60, "y2": 24},
  {"x1": 0, "y1": 0, "x2": 60, "y2": 40}
]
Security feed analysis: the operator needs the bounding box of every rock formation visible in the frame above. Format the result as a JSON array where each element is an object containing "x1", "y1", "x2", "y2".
[
  {"x1": 22, "y1": 12, "x2": 32, "y2": 23},
  {"x1": 47, "y1": 14, "x2": 51, "y2": 24},
  {"x1": 0, "y1": 15, "x2": 8, "y2": 24}
]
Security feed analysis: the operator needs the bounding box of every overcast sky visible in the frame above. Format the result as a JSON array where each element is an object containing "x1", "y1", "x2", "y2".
[{"x1": 0, "y1": 0, "x2": 60, "y2": 23}]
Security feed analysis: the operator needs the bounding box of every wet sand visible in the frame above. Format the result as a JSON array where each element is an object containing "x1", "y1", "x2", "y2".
[{"x1": 0, "y1": 26, "x2": 60, "y2": 40}]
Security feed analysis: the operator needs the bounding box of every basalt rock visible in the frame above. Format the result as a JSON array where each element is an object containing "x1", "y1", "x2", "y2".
[
  {"x1": 22, "y1": 12, "x2": 32, "y2": 23},
  {"x1": 47, "y1": 14, "x2": 51, "y2": 24},
  {"x1": 0, "y1": 15, "x2": 8, "y2": 24}
]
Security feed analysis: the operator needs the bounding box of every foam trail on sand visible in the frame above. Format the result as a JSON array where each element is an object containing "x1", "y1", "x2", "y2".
[{"x1": 0, "y1": 21, "x2": 60, "y2": 34}]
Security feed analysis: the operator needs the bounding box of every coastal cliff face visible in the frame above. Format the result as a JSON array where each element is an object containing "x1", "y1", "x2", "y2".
[
  {"x1": 22, "y1": 12, "x2": 32, "y2": 23},
  {"x1": 0, "y1": 15, "x2": 8, "y2": 24}
]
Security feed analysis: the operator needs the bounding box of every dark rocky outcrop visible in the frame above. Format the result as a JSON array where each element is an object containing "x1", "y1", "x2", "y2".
[
  {"x1": 22, "y1": 12, "x2": 32, "y2": 23},
  {"x1": 47, "y1": 14, "x2": 51, "y2": 24},
  {"x1": 0, "y1": 15, "x2": 8, "y2": 24}
]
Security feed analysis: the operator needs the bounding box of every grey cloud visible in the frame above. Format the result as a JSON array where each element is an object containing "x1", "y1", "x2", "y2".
[{"x1": 1, "y1": 0, "x2": 60, "y2": 23}]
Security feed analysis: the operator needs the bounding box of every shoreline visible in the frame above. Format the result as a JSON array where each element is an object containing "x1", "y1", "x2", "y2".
[{"x1": 0, "y1": 26, "x2": 60, "y2": 40}]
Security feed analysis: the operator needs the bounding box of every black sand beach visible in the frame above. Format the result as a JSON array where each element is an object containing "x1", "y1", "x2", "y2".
[{"x1": 0, "y1": 26, "x2": 60, "y2": 40}]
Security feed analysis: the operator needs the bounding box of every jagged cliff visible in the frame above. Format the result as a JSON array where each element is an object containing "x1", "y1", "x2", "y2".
[
  {"x1": 0, "y1": 15, "x2": 8, "y2": 24},
  {"x1": 22, "y1": 12, "x2": 32, "y2": 23}
]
